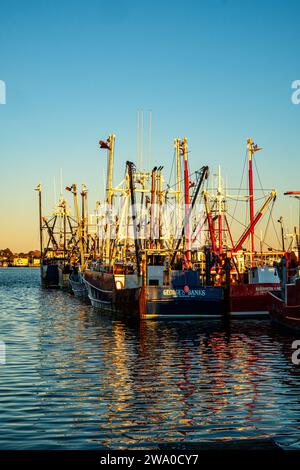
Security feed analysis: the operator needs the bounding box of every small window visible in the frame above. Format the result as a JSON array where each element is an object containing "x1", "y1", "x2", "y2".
[{"x1": 149, "y1": 279, "x2": 159, "y2": 286}]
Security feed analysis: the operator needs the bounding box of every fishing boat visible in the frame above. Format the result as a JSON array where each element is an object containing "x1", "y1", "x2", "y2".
[
  {"x1": 36, "y1": 182, "x2": 90, "y2": 292},
  {"x1": 40, "y1": 259, "x2": 60, "y2": 288},
  {"x1": 84, "y1": 257, "x2": 226, "y2": 318},
  {"x1": 84, "y1": 262, "x2": 141, "y2": 313},
  {"x1": 229, "y1": 140, "x2": 281, "y2": 315},
  {"x1": 202, "y1": 139, "x2": 281, "y2": 316},
  {"x1": 267, "y1": 256, "x2": 300, "y2": 331},
  {"x1": 40, "y1": 259, "x2": 71, "y2": 288},
  {"x1": 139, "y1": 262, "x2": 225, "y2": 319},
  {"x1": 268, "y1": 282, "x2": 300, "y2": 331},
  {"x1": 37, "y1": 133, "x2": 285, "y2": 319},
  {"x1": 84, "y1": 135, "x2": 226, "y2": 319},
  {"x1": 65, "y1": 184, "x2": 89, "y2": 298},
  {"x1": 229, "y1": 266, "x2": 280, "y2": 316}
]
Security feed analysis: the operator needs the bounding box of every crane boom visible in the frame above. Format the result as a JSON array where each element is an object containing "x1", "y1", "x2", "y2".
[
  {"x1": 203, "y1": 191, "x2": 217, "y2": 253},
  {"x1": 170, "y1": 165, "x2": 209, "y2": 266},
  {"x1": 233, "y1": 190, "x2": 276, "y2": 253}
]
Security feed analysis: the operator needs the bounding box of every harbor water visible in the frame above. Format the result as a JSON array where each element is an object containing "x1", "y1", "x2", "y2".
[{"x1": 0, "y1": 268, "x2": 300, "y2": 450}]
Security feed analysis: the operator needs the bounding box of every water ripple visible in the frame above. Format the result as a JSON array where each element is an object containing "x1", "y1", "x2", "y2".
[{"x1": 0, "y1": 268, "x2": 300, "y2": 449}]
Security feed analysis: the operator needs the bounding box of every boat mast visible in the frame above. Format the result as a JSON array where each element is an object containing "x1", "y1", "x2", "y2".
[
  {"x1": 35, "y1": 184, "x2": 43, "y2": 260},
  {"x1": 95, "y1": 200, "x2": 101, "y2": 258},
  {"x1": 247, "y1": 138, "x2": 261, "y2": 266},
  {"x1": 181, "y1": 137, "x2": 191, "y2": 266},
  {"x1": 66, "y1": 184, "x2": 85, "y2": 268},
  {"x1": 175, "y1": 138, "x2": 181, "y2": 232},
  {"x1": 126, "y1": 161, "x2": 141, "y2": 275},
  {"x1": 217, "y1": 166, "x2": 223, "y2": 254},
  {"x1": 99, "y1": 134, "x2": 115, "y2": 264},
  {"x1": 63, "y1": 199, "x2": 67, "y2": 261},
  {"x1": 278, "y1": 216, "x2": 285, "y2": 252},
  {"x1": 157, "y1": 166, "x2": 163, "y2": 248},
  {"x1": 150, "y1": 166, "x2": 157, "y2": 248},
  {"x1": 81, "y1": 184, "x2": 88, "y2": 254}
]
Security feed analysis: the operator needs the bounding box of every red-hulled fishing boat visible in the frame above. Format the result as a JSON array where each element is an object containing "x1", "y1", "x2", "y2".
[
  {"x1": 267, "y1": 250, "x2": 300, "y2": 331},
  {"x1": 268, "y1": 281, "x2": 300, "y2": 331},
  {"x1": 202, "y1": 138, "x2": 280, "y2": 316},
  {"x1": 229, "y1": 266, "x2": 280, "y2": 316}
]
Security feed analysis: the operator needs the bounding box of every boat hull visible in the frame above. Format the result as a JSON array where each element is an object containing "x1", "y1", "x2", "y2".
[
  {"x1": 40, "y1": 264, "x2": 60, "y2": 288},
  {"x1": 267, "y1": 289, "x2": 300, "y2": 332},
  {"x1": 69, "y1": 276, "x2": 89, "y2": 301},
  {"x1": 58, "y1": 266, "x2": 71, "y2": 289},
  {"x1": 84, "y1": 271, "x2": 226, "y2": 319},
  {"x1": 83, "y1": 270, "x2": 140, "y2": 315},
  {"x1": 229, "y1": 283, "x2": 281, "y2": 317},
  {"x1": 139, "y1": 285, "x2": 226, "y2": 319}
]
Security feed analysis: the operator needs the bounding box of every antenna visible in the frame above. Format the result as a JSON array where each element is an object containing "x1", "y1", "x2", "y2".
[
  {"x1": 53, "y1": 177, "x2": 57, "y2": 206},
  {"x1": 136, "y1": 110, "x2": 140, "y2": 167},
  {"x1": 102, "y1": 168, "x2": 106, "y2": 202},
  {"x1": 140, "y1": 110, "x2": 143, "y2": 169},
  {"x1": 60, "y1": 168, "x2": 63, "y2": 197},
  {"x1": 148, "y1": 111, "x2": 152, "y2": 173},
  {"x1": 218, "y1": 165, "x2": 222, "y2": 193}
]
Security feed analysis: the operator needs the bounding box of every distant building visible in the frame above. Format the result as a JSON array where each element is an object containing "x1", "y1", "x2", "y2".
[
  {"x1": 0, "y1": 249, "x2": 40, "y2": 267},
  {"x1": 13, "y1": 257, "x2": 29, "y2": 267}
]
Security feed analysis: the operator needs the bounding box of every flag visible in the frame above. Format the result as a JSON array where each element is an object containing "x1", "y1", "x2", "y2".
[{"x1": 99, "y1": 140, "x2": 110, "y2": 150}]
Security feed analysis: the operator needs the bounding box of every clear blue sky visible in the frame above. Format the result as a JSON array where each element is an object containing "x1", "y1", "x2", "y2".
[{"x1": 1, "y1": 0, "x2": 300, "y2": 251}]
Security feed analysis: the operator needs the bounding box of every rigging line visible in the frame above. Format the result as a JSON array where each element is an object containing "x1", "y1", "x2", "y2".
[
  {"x1": 204, "y1": 173, "x2": 209, "y2": 192},
  {"x1": 287, "y1": 236, "x2": 294, "y2": 252},
  {"x1": 164, "y1": 168, "x2": 199, "y2": 191},
  {"x1": 254, "y1": 195, "x2": 269, "y2": 202},
  {"x1": 168, "y1": 149, "x2": 176, "y2": 188},
  {"x1": 228, "y1": 210, "x2": 277, "y2": 250},
  {"x1": 192, "y1": 216, "x2": 208, "y2": 242},
  {"x1": 165, "y1": 199, "x2": 177, "y2": 211},
  {"x1": 262, "y1": 200, "x2": 274, "y2": 246},
  {"x1": 192, "y1": 200, "x2": 217, "y2": 242},
  {"x1": 226, "y1": 211, "x2": 250, "y2": 230},
  {"x1": 205, "y1": 187, "x2": 275, "y2": 191},
  {"x1": 230, "y1": 150, "x2": 247, "y2": 229},
  {"x1": 270, "y1": 209, "x2": 283, "y2": 250},
  {"x1": 226, "y1": 195, "x2": 267, "y2": 203},
  {"x1": 261, "y1": 199, "x2": 282, "y2": 249},
  {"x1": 254, "y1": 156, "x2": 267, "y2": 196}
]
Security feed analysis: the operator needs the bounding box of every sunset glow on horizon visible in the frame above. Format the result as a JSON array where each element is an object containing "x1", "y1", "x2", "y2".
[{"x1": 1, "y1": 0, "x2": 300, "y2": 252}]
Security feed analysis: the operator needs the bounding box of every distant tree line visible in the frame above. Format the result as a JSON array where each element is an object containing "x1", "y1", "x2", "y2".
[{"x1": 0, "y1": 248, "x2": 40, "y2": 262}]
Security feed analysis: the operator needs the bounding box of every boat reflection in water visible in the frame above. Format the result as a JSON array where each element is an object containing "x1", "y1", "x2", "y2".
[
  {"x1": 1, "y1": 268, "x2": 300, "y2": 450},
  {"x1": 85, "y1": 316, "x2": 300, "y2": 449}
]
